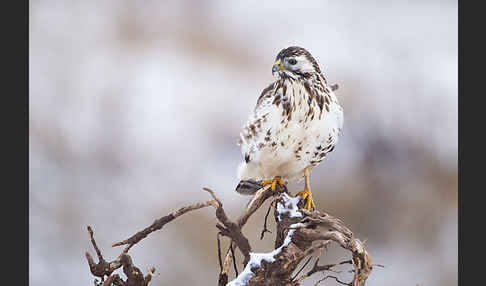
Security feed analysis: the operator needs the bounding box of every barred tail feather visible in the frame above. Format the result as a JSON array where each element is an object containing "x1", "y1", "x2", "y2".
[
  {"x1": 235, "y1": 179, "x2": 263, "y2": 195},
  {"x1": 236, "y1": 162, "x2": 264, "y2": 195}
]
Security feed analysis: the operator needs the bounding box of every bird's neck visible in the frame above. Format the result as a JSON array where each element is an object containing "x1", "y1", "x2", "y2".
[
  {"x1": 276, "y1": 72, "x2": 327, "y2": 94},
  {"x1": 278, "y1": 72, "x2": 326, "y2": 86}
]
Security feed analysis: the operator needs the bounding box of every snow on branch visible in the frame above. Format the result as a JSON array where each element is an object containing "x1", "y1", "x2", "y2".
[{"x1": 85, "y1": 184, "x2": 374, "y2": 286}]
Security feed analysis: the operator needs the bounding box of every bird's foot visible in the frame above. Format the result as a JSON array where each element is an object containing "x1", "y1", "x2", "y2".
[
  {"x1": 262, "y1": 176, "x2": 285, "y2": 191},
  {"x1": 296, "y1": 188, "x2": 316, "y2": 211}
]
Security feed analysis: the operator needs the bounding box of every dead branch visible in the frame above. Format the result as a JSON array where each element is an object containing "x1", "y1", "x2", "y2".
[
  {"x1": 224, "y1": 193, "x2": 373, "y2": 286},
  {"x1": 86, "y1": 189, "x2": 221, "y2": 285},
  {"x1": 112, "y1": 198, "x2": 219, "y2": 252},
  {"x1": 219, "y1": 183, "x2": 278, "y2": 285},
  {"x1": 86, "y1": 226, "x2": 156, "y2": 286},
  {"x1": 260, "y1": 200, "x2": 274, "y2": 240},
  {"x1": 85, "y1": 183, "x2": 374, "y2": 286}
]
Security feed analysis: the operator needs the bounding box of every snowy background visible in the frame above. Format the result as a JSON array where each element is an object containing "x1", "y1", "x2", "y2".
[{"x1": 29, "y1": 1, "x2": 457, "y2": 285}]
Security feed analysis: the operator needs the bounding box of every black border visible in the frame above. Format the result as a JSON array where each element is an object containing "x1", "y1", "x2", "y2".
[{"x1": 3, "y1": 1, "x2": 29, "y2": 284}]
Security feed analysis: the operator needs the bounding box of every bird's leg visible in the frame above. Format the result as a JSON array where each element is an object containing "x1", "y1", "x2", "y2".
[
  {"x1": 262, "y1": 176, "x2": 285, "y2": 191},
  {"x1": 296, "y1": 167, "x2": 316, "y2": 211}
]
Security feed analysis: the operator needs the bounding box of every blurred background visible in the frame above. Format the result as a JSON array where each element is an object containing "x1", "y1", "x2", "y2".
[{"x1": 29, "y1": 1, "x2": 457, "y2": 285}]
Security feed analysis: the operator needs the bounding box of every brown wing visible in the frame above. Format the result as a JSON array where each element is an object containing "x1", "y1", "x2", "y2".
[{"x1": 256, "y1": 82, "x2": 275, "y2": 106}]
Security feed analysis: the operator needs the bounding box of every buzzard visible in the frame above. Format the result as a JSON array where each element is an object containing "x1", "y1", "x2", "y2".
[{"x1": 236, "y1": 46, "x2": 343, "y2": 210}]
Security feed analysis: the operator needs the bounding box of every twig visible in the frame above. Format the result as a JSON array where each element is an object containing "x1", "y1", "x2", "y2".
[
  {"x1": 217, "y1": 233, "x2": 223, "y2": 271},
  {"x1": 112, "y1": 199, "x2": 218, "y2": 253},
  {"x1": 88, "y1": 226, "x2": 105, "y2": 262},
  {"x1": 230, "y1": 243, "x2": 238, "y2": 276},
  {"x1": 314, "y1": 275, "x2": 350, "y2": 286},
  {"x1": 86, "y1": 226, "x2": 118, "y2": 278},
  {"x1": 300, "y1": 258, "x2": 352, "y2": 281},
  {"x1": 260, "y1": 200, "x2": 274, "y2": 240}
]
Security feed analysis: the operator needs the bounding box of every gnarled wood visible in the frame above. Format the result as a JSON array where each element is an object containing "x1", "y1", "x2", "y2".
[{"x1": 85, "y1": 185, "x2": 374, "y2": 286}]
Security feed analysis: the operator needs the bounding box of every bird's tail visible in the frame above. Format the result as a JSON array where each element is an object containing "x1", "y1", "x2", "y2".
[{"x1": 235, "y1": 179, "x2": 263, "y2": 195}]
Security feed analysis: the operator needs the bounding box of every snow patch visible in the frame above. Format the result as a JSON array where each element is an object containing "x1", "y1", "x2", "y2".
[
  {"x1": 227, "y1": 229, "x2": 296, "y2": 286},
  {"x1": 276, "y1": 193, "x2": 303, "y2": 221},
  {"x1": 289, "y1": 222, "x2": 307, "y2": 229}
]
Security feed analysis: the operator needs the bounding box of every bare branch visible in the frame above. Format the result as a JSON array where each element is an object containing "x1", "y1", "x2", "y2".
[
  {"x1": 85, "y1": 227, "x2": 155, "y2": 286},
  {"x1": 219, "y1": 183, "x2": 279, "y2": 284},
  {"x1": 85, "y1": 185, "x2": 374, "y2": 286},
  {"x1": 112, "y1": 199, "x2": 218, "y2": 252},
  {"x1": 230, "y1": 243, "x2": 239, "y2": 276},
  {"x1": 237, "y1": 184, "x2": 275, "y2": 227},
  {"x1": 214, "y1": 199, "x2": 252, "y2": 265}
]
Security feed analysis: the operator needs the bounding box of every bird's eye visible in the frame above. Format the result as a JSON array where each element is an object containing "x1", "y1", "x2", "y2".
[{"x1": 288, "y1": 58, "x2": 297, "y2": 65}]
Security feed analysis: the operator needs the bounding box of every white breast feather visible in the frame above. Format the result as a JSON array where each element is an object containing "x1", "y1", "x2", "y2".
[{"x1": 238, "y1": 79, "x2": 343, "y2": 181}]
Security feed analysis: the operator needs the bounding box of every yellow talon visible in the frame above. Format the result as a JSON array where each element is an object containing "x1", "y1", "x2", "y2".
[
  {"x1": 296, "y1": 166, "x2": 316, "y2": 211},
  {"x1": 296, "y1": 188, "x2": 316, "y2": 211},
  {"x1": 262, "y1": 176, "x2": 285, "y2": 191}
]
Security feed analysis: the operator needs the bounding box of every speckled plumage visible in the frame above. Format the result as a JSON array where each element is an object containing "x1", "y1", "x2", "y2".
[{"x1": 237, "y1": 46, "x2": 343, "y2": 183}]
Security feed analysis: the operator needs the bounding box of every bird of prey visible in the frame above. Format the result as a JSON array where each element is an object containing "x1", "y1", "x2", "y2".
[{"x1": 236, "y1": 46, "x2": 343, "y2": 210}]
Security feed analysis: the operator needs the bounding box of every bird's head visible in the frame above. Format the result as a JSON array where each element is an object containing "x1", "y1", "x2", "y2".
[{"x1": 272, "y1": 46, "x2": 322, "y2": 79}]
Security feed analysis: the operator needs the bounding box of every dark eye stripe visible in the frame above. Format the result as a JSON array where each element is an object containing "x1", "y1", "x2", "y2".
[{"x1": 276, "y1": 46, "x2": 322, "y2": 74}]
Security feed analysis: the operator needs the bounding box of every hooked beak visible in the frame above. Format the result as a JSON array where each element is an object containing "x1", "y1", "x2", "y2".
[{"x1": 272, "y1": 59, "x2": 281, "y2": 75}]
